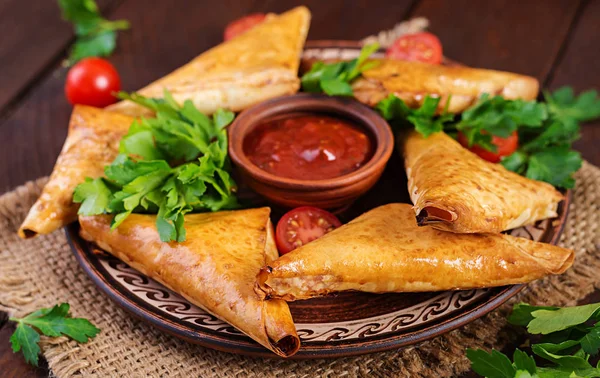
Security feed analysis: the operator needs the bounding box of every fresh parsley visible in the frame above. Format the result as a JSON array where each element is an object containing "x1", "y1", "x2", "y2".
[
  {"x1": 510, "y1": 302, "x2": 600, "y2": 336},
  {"x1": 468, "y1": 302, "x2": 600, "y2": 378},
  {"x1": 376, "y1": 94, "x2": 454, "y2": 137},
  {"x1": 545, "y1": 87, "x2": 600, "y2": 125},
  {"x1": 301, "y1": 43, "x2": 380, "y2": 96},
  {"x1": 510, "y1": 146, "x2": 583, "y2": 189},
  {"x1": 58, "y1": 0, "x2": 130, "y2": 64},
  {"x1": 73, "y1": 90, "x2": 239, "y2": 242},
  {"x1": 9, "y1": 303, "x2": 99, "y2": 366},
  {"x1": 456, "y1": 94, "x2": 548, "y2": 152},
  {"x1": 376, "y1": 87, "x2": 599, "y2": 189},
  {"x1": 498, "y1": 87, "x2": 599, "y2": 188}
]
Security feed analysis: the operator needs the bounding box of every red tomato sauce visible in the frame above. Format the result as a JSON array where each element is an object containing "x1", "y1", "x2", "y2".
[{"x1": 244, "y1": 114, "x2": 373, "y2": 180}]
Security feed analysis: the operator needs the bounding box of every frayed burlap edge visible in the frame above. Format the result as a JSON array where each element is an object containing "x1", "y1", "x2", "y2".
[{"x1": 0, "y1": 162, "x2": 598, "y2": 377}]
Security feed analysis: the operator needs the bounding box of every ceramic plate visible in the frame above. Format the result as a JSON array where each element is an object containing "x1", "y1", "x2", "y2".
[{"x1": 67, "y1": 41, "x2": 570, "y2": 359}]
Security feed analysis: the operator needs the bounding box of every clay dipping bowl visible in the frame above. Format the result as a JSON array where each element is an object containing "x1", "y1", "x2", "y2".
[{"x1": 228, "y1": 93, "x2": 394, "y2": 209}]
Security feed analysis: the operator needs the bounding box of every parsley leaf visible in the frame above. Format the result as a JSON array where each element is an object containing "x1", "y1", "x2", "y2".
[
  {"x1": 513, "y1": 349, "x2": 537, "y2": 375},
  {"x1": 10, "y1": 323, "x2": 40, "y2": 366},
  {"x1": 545, "y1": 87, "x2": 600, "y2": 123},
  {"x1": 499, "y1": 151, "x2": 529, "y2": 175},
  {"x1": 532, "y1": 343, "x2": 592, "y2": 370},
  {"x1": 524, "y1": 146, "x2": 582, "y2": 188},
  {"x1": 469, "y1": 302, "x2": 600, "y2": 377},
  {"x1": 73, "y1": 176, "x2": 114, "y2": 215},
  {"x1": 467, "y1": 348, "x2": 517, "y2": 378},
  {"x1": 213, "y1": 108, "x2": 236, "y2": 130},
  {"x1": 74, "y1": 90, "x2": 238, "y2": 242},
  {"x1": 514, "y1": 371, "x2": 534, "y2": 378},
  {"x1": 301, "y1": 43, "x2": 380, "y2": 96},
  {"x1": 9, "y1": 303, "x2": 99, "y2": 366},
  {"x1": 69, "y1": 30, "x2": 117, "y2": 63},
  {"x1": 407, "y1": 96, "x2": 454, "y2": 137},
  {"x1": 375, "y1": 93, "x2": 412, "y2": 120},
  {"x1": 117, "y1": 121, "x2": 167, "y2": 161},
  {"x1": 321, "y1": 79, "x2": 354, "y2": 96},
  {"x1": 508, "y1": 303, "x2": 561, "y2": 327},
  {"x1": 376, "y1": 94, "x2": 454, "y2": 137},
  {"x1": 456, "y1": 94, "x2": 548, "y2": 152},
  {"x1": 500, "y1": 87, "x2": 598, "y2": 189},
  {"x1": 526, "y1": 303, "x2": 600, "y2": 335},
  {"x1": 580, "y1": 325, "x2": 600, "y2": 356},
  {"x1": 58, "y1": 0, "x2": 130, "y2": 64},
  {"x1": 520, "y1": 119, "x2": 580, "y2": 153},
  {"x1": 537, "y1": 367, "x2": 600, "y2": 378}
]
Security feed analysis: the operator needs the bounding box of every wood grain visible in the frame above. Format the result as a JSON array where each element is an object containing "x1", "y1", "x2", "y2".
[
  {"x1": 0, "y1": 314, "x2": 47, "y2": 378},
  {"x1": 409, "y1": 0, "x2": 581, "y2": 80},
  {"x1": 545, "y1": 0, "x2": 600, "y2": 165},
  {"x1": 0, "y1": 0, "x2": 119, "y2": 118},
  {"x1": 96, "y1": 0, "x2": 418, "y2": 96}
]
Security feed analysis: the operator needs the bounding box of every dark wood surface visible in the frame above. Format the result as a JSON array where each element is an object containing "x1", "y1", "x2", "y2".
[{"x1": 0, "y1": 0, "x2": 598, "y2": 376}]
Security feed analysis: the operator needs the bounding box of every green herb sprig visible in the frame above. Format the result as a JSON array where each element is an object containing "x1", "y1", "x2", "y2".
[
  {"x1": 9, "y1": 303, "x2": 99, "y2": 366},
  {"x1": 375, "y1": 87, "x2": 600, "y2": 189},
  {"x1": 468, "y1": 302, "x2": 600, "y2": 378},
  {"x1": 58, "y1": 0, "x2": 130, "y2": 64},
  {"x1": 456, "y1": 94, "x2": 548, "y2": 151},
  {"x1": 73, "y1": 90, "x2": 238, "y2": 242},
  {"x1": 500, "y1": 87, "x2": 600, "y2": 188},
  {"x1": 376, "y1": 94, "x2": 454, "y2": 137},
  {"x1": 301, "y1": 43, "x2": 380, "y2": 96}
]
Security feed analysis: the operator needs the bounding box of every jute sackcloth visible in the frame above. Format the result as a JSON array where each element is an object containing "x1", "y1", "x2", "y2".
[{"x1": 0, "y1": 161, "x2": 598, "y2": 377}]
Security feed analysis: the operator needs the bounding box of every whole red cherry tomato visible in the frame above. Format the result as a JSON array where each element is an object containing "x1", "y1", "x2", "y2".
[
  {"x1": 457, "y1": 131, "x2": 519, "y2": 163},
  {"x1": 65, "y1": 58, "x2": 121, "y2": 108}
]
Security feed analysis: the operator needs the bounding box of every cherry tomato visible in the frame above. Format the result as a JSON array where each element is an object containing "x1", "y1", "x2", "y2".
[
  {"x1": 65, "y1": 58, "x2": 121, "y2": 108},
  {"x1": 457, "y1": 131, "x2": 519, "y2": 163},
  {"x1": 385, "y1": 32, "x2": 443, "y2": 64},
  {"x1": 224, "y1": 13, "x2": 266, "y2": 41},
  {"x1": 275, "y1": 206, "x2": 342, "y2": 255}
]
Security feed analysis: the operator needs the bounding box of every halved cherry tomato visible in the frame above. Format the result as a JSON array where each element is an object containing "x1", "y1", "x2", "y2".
[
  {"x1": 385, "y1": 32, "x2": 443, "y2": 64},
  {"x1": 275, "y1": 206, "x2": 342, "y2": 255},
  {"x1": 224, "y1": 13, "x2": 266, "y2": 41},
  {"x1": 457, "y1": 131, "x2": 519, "y2": 163},
  {"x1": 65, "y1": 58, "x2": 120, "y2": 108}
]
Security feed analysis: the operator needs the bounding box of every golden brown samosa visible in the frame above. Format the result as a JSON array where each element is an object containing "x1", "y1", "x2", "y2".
[
  {"x1": 18, "y1": 106, "x2": 133, "y2": 238},
  {"x1": 402, "y1": 131, "x2": 563, "y2": 233},
  {"x1": 352, "y1": 59, "x2": 539, "y2": 113},
  {"x1": 257, "y1": 204, "x2": 573, "y2": 301},
  {"x1": 107, "y1": 6, "x2": 311, "y2": 117},
  {"x1": 79, "y1": 208, "x2": 300, "y2": 357}
]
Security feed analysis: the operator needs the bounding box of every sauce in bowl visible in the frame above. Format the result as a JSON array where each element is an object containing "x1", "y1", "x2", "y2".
[{"x1": 243, "y1": 114, "x2": 373, "y2": 180}]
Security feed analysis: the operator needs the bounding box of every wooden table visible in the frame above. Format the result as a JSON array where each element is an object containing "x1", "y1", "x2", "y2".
[{"x1": 1, "y1": 0, "x2": 599, "y2": 376}]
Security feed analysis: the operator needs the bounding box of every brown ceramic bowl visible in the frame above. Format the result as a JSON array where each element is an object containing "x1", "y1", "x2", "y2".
[{"x1": 228, "y1": 93, "x2": 394, "y2": 209}]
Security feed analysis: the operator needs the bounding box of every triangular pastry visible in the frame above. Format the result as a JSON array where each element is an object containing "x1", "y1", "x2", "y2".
[
  {"x1": 107, "y1": 6, "x2": 311, "y2": 117},
  {"x1": 352, "y1": 59, "x2": 539, "y2": 113},
  {"x1": 402, "y1": 131, "x2": 564, "y2": 233},
  {"x1": 79, "y1": 208, "x2": 300, "y2": 357},
  {"x1": 258, "y1": 204, "x2": 573, "y2": 301},
  {"x1": 19, "y1": 106, "x2": 133, "y2": 238}
]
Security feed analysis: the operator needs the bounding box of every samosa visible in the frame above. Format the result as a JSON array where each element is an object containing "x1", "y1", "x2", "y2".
[
  {"x1": 79, "y1": 208, "x2": 300, "y2": 357},
  {"x1": 258, "y1": 204, "x2": 573, "y2": 301}
]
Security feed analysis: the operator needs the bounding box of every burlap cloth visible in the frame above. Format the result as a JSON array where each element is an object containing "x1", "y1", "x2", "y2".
[{"x1": 0, "y1": 161, "x2": 597, "y2": 377}]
